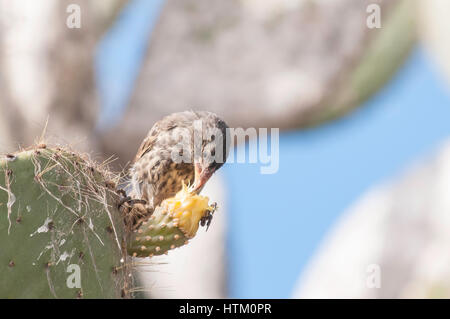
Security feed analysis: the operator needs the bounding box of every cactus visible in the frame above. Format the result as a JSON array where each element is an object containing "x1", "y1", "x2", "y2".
[
  {"x1": 0, "y1": 146, "x2": 132, "y2": 298},
  {"x1": 0, "y1": 145, "x2": 217, "y2": 298},
  {"x1": 128, "y1": 184, "x2": 214, "y2": 257}
]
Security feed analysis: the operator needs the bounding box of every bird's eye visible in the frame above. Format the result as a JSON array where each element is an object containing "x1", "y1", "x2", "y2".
[
  {"x1": 210, "y1": 135, "x2": 215, "y2": 142},
  {"x1": 211, "y1": 149, "x2": 215, "y2": 156}
]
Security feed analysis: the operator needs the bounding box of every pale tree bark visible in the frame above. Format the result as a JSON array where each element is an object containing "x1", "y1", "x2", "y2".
[
  {"x1": 0, "y1": 0, "x2": 126, "y2": 153},
  {"x1": 418, "y1": 0, "x2": 450, "y2": 88}
]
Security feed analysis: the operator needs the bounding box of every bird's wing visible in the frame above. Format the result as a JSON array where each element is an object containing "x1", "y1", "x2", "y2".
[
  {"x1": 133, "y1": 134, "x2": 156, "y2": 163},
  {"x1": 133, "y1": 122, "x2": 178, "y2": 163}
]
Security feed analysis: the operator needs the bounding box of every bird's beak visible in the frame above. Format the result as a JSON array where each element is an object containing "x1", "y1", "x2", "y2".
[{"x1": 192, "y1": 163, "x2": 214, "y2": 193}]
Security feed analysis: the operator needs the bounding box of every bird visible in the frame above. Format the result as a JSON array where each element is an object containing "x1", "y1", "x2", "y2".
[{"x1": 123, "y1": 111, "x2": 229, "y2": 223}]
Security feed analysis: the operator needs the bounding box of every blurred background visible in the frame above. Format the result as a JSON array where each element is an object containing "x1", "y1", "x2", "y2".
[{"x1": 1, "y1": 0, "x2": 450, "y2": 298}]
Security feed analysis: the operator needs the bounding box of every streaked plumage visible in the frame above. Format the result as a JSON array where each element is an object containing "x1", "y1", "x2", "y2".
[{"x1": 128, "y1": 111, "x2": 229, "y2": 214}]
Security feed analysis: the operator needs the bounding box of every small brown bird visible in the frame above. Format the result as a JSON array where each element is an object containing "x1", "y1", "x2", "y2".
[{"x1": 126, "y1": 111, "x2": 229, "y2": 217}]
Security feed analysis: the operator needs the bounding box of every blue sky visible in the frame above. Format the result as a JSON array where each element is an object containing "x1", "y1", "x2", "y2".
[{"x1": 95, "y1": 0, "x2": 165, "y2": 132}]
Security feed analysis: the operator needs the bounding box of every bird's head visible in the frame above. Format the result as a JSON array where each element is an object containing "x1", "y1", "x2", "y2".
[{"x1": 191, "y1": 113, "x2": 229, "y2": 193}]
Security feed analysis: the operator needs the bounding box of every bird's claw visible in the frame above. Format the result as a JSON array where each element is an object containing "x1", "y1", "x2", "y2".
[
  {"x1": 117, "y1": 189, "x2": 147, "y2": 209},
  {"x1": 117, "y1": 189, "x2": 150, "y2": 231},
  {"x1": 117, "y1": 195, "x2": 132, "y2": 209}
]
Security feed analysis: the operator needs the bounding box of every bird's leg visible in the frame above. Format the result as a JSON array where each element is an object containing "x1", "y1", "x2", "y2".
[
  {"x1": 116, "y1": 189, "x2": 128, "y2": 203},
  {"x1": 116, "y1": 189, "x2": 131, "y2": 209},
  {"x1": 117, "y1": 196, "x2": 132, "y2": 209},
  {"x1": 116, "y1": 189, "x2": 151, "y2": 232},
  {"x1": 116, "y1": 189, "x2": 127, "y2": 197},
  {"x1": 118, "y1": 197, "x2": 147, "y2": 209},
  {"x1": 116, "y1": 189, "x2": 147, "y2": 209},
  {"x1": 128, "y1": 199, "x2": 147, "y2": 206}
]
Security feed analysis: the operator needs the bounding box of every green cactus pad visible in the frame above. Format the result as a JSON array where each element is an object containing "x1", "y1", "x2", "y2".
[
  {"x1": 128, "y1": 206, "x2": 189, "y2": 257},
  {"x1": 0, "y1": 147, "x2": 132, "y2": 298},
  {"x1": 128, "y1": 185, "x2": 213, "y2": 257}
]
